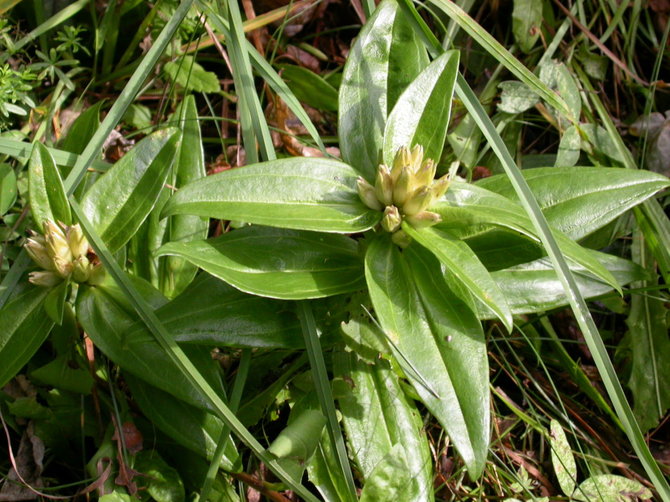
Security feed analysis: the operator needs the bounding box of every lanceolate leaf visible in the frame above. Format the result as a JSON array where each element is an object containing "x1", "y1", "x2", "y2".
[
  {"x1": 334, "y1": 352, "x2": 433, "y2": 501},
  {"x1": 77, "y1": 285, "x2": 223, "y2": 412},
  {"x1": 383, "y1": 50, "x2": 460, "y2": 165},
  {"x1": 434, "y1": 182, "x2": 620, "y2": 292},
  {"x1": 364, "y1": 236, "x2": 489, "y2": 477},
  {"x1": 29, "y1": 142, "x2": 71, "y2": 231},
  {"x1": 161, "y1": 158, "x2": 380, "y2": 233},
  {"x1": 126, "y1": 375, "x2": 240, "y2": 471},
  {"x1": 81, "y1": 128, "x2": 180, "y2": 253},
  {"x1": 128, "y1": 274, "x2": 303, "y2": 349},
  {"x1": 339, "y1": 0, "x2": 428, "y2": 180},
  {"x1": 404, "y1": 223, "x2": 512, "y2": 331},
  {"x1": 0, "y1": 287, "x2": 54, "y2": 387},
  {"x1": 476, "y1": 167, "x2": 670, "y2": 240},
  {"x1": 358, "y1": 444, "x2": 414, "y2": 502},
  {"x1": 162, "y1": 95, "x2": 209, "y2": 298},
  {"x1": 157, "y1": 226, "x2": 364, "y2": 300},
  {"x1": 486, "y1": 253, "x2": 646, "y2": 316}
]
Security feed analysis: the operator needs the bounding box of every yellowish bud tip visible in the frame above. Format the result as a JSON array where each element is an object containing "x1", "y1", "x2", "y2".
[
  {"x1": 402, "y1": 186, "x2": 434, "y2": 216},
  {"x1": 414, "y1": 159, "x2": 437, "y2": 186},
  {"x1": 381, "y1": 205, "x2": 402, "y2": 233},
  {"x1": 406, "y1": 211, "x2": 442, "y2": 229},
  {"x1": 374, "y1": 165, "x2": 394, "y2": 206},
  {"x1": 67, "y1": 224, "x2": 89, "y2": 259},
  {"x1": 393, "y1": 166, "x2": 413, "y2": 207},
  {"x1": 391, "y1": 230, "x2": 412, "y2": 248},
  {"x1": 44, "y1": 220, "x2": 73, "y2": 265},
  {"x1": 357, "y1": 177, "x2": 383, "y2": 211},
  {"x1": 29, "y1": 270, "x2": 63, "y2": 288},
  {"x1": 431, "y1": 174, "x2": 451, "y2": 200},
  {"x1": 25, "y1": 238, "x2": 55, "y2": 271},
  {"x1": 409, "y1": 145, "x2": 424, "y2": 172}
]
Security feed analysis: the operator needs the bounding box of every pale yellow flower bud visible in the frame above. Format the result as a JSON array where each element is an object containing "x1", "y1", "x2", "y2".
[
  {"x1": 402, "y1": 186, "x2": 434, "y2": 216},
  {"x1": 431, "y1": 174, "x2": 451, "y2": 200},
  {"x1": 374, "y1": 165, "x2": 394, "y2": 206},
  {"x1": 44, "y1": 221, "x2": 73, "y2": 266},
  {"x1": 29, "y1": 270, "x2": 62, "y2": 288},
  {"x1": 357, "y1": 177, "x2": 383, "y2": 211},
  {"x1": 381, "y1": 205, "x2": 402, "y2": 233},
  {"x1": 67, "y1": 224, "x2": 89, "y2": 259},
  {"x1": 25, "y1": 237, "x2": 55, "y2": 271},
  {"x1": 408, "y1": 145, "x2": 424, "y2": 172},
  {"x1": 72, "y1": 255, "x2": 91, "y2": 283},
  {"x1": 393, "y1": 166, "x2": 413, "y2": 207},
  {"x1": 391, "y1": 146, "x2": 411, "y2": 182},
  {"x1": 391, "y1": 229, "x2": 412, "y2": 248},
  {"x1": 405, "y1": 211, "x2": 442, "y2": 229},
  {"x1": 414, "y1": 159, "x2": 437, "y2": 186}
]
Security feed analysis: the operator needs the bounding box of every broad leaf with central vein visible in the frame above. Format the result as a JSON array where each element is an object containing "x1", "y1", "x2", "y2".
[{"x1": 161, "y1": 158, "x2": 380, "y2": 233}]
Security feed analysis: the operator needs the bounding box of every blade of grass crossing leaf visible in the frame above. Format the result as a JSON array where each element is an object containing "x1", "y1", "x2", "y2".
[
  {"x1": 200, "y1": 349, "x2": 251, "y2": 501},
  {"x1": 454, "y1": 73, "x2": 670, "y2": 501},
  {"x1": 67, "y1": 198, "x2": 318, "y2": 502},
  {"x1": 0, "y1": 0, "x2": 196, "y2": 309},
  {"x1": 297, "y1": 302, "x2": 358, "y2": 502}
]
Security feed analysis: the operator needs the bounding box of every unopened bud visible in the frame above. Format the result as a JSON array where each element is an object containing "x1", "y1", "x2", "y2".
[
  {"x1": 391, "y1": 230, "x2": 412, "y2": 248},
  {"x1": 402, "y1": 186, "x2": 434, "y2": 216},
  {"x1": 408, "y1": 145, "x2": 424, "y2": 172},
  {"x1": 67, "y1": 224, "x2": 89, "y2": 259},
  {"x1": 44, "y1": 221, "x2": 73, "y2": 265},
  {"x1": 357, "y1": 177, "x2": 383, "y2": 211},
  {"x1": 374, "y1": 165, "x2": 394, "y2": 206},
  {"x1": 72, "y1": 255, "x2": 91, "y2": 283},
  {"x1": 414, "y1": 159, "x2": 437, "y2": 186},
  {"x1": 29, "y1": 270, "x2": 62, "y2": 287},
  {"x1": 25, "y1": 237, "x2": 54, "y2": 271},
  {"x1": 381, "y1": 205, "x2": 402, "y2": 233},
  {"x1": 405, "y1": 211, "x2": 442, "y2": 229},
  {"x1": 52, "y1": 256, "x2": 73, "y2": 278},
  {"x1": 431, "y1": 174, "x2": 451, "y2": 200},
  {"x1": 393, "y1": 167, "x2": 413, "y2": 207},
  {"x1": 87, "y1": 264, "x2": 106, "y2": 285},
  {"x1": 391, "y1": 146, "x2": 411, "y2": 182}
]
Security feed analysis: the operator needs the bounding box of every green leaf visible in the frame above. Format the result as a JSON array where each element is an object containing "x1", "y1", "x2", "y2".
[
  {"x1": 365, "y1": 236, "x2": 489, "y2": 477},
  {"x1": 359, "y1": 444, "x2": 413, "y2": 502},
  {"x1": 556, "y1": 126, "x2": 581, "y2": 167},
  {"x1": 434, "y1": 182, "x2": 621, "y2": 292},
  {"x1": 44, "y1": 280, "x2": 68, "y2": 325},
  {"x1": 497, "y1": 81, "x2": 540, "y2": 114},
  {"x1": 157, "y1": 226, "x2": 364, "y2": 300},
  {"x1": 81, "y1": 128, "x2": 180, "y2": 253},
  {"x1": 279, "y1": 65, "x2": 339, "y2": 112},
  {"x1": 549, "y1": 419, "x2": 577, "y2": 497},
  {"x1": 512, "y1": 0, "x2": 542, "y2": 53},
  {"x1": 134, "y1": 450, "x2": 185, "y2": 502},
  {"x1": 162, "y1": 157, "x2": 380, "y2": 233},
  {"x1": 334, "y1": 352, "x2": 433, "y2": 501},
  {"x1": 573, "y1": 475, "x2": 653, "y2": 501},
  {"x1": 131, "y1": 274, "x2": 303, "y2": 349},
  {"x1": 162, "y1": 95, "x2": 209, "y2": 298},
  {"x1": 164, "y1": 55, "x2": 221, "y2": 93},
  {"x1": 476, "y1": 167, "x2": 670, "y2": 240},
  {"x1": 28, "y1": 142, "x2": 71, "y2": 231},
  {"x1": 0, "y1": 163, "x2": 17, "y2": 215},
  {"x1": 579, "y1": 123, "x2": 626, "y2": 164},
  {"x1": 404, "y1": 223, "x2": 513, "y2": 331},
  {"x1": 487, "y1": 253, "x2": 646, "y2": 316},
  {"x1": 383, "y1": 50, "x2": 460, "y2": 165},
  {"x1": 76, "y1": 285, "x2": 223, "y2": 412},
  {"x1": 0, "y1": 287, "x2": 54, "y2": 387},
  {"x1": 539, "y1": 61, "x2": 581, "y2": 122},
  {"x1": 268, "y1": 409, "x2": 326, "y2": 462},
  {"x1": 58, "y1": 101, "x2": 105, "y2": 156},
  {"x1": 339, "y1": 0, "x2": 428, "y2": 179},
  {"x1": 126, "y1": 375, "x2": 240, "y2": 471},
  {"x1": 30, "y1": 355, "x2": 93, "y2": 394}
]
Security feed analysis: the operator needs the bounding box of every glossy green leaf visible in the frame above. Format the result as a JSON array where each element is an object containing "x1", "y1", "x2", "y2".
[
  {"x1": 334, "y1": 352, "x2": 433, "y2": 501},
  {"x1": 404, "y1": 223, "x2": 512, "y2": 331},
  {"x1": 28, "y1": 142, "x2": 71, "y2": 231},
  {"x1": 58, "y1": 101, "x2": 105, "y2": 156},
  {"x1": 549, "y1": 419, "x2": 578, "y2": 497},
  {"x1": 76, "y1": 285, "x2": 223, "y2": 412},
  {"x1": 434, "y1": 182, "x2": 620, "y2": 292},
  {"x1": 268, "y1": 409, "x2": 326, "y2": 464},
  {"x1": 279, "y1": 65, "x2": 339, "y2": 112},
  {"x1": 162, "y1": 158, "x2": 380, "y2": 233},
  {"x1": 44, "y1": 280, "x2": 68, "y2": 325},
  {"x1": 497, "y1": 80, "x2": 540, "y2": 114},
  {"x1": 81, "y1": 128, "x2": 180, "y2": 253},
  {"x1": 164, "y1": 55, "x2": 221, "y2": 93},
  {"x1": 162, "y1": 95, "x2": 209, "y2": 298},
  {"x1": 573, "y1": 475, "x2": 653, "y2": 501},
  {"x1": 134, "y1": 450, "x2": 185, "y2": 502},
  {"x1": 476, "y1": 167, "x2": 670, "y2": 240},
  {"x1": 0, "y1": 287, "x2": 54, "y2": 387},
  {"x1": 30, "y1": 354, "x2": 93, "y2": 394},
  {"x1": 539, "y1": 61, "x2": 582, "y2": 123},
  {"x1": 0, "y1": 163, "x2": 17, "y2": 215},
  {"x1": 129, "y1": 274, "x2": 303, "y2": 349},
  {"x1": 157, "y1": 226, "x2": 364, "y2": 300},
  {"x1": 339, "y1": 0, "x2": 428, "y2": 179},
  {"x1": 383, "y1": 50, "x2": 460, "y2": 165},
  {"x1": 486, "y1": 253, "x2": 646, "y2": 316},
  {"x1": 365, "y1": 236, "x2": 489, "y2": 477},
  {"x1": 126, "y1": 375, "x2": 240, "y2": 471},
  {"x1": 359, "y1": 444, "x2": 413, "y2": 502}
]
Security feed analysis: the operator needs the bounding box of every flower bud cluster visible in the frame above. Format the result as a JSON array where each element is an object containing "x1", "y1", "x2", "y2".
[
  {"x1": 357, "y1": 145, "x2": 450, "y2": 246},
  {"x1": 25, "y1": 221, "x2": 102, "y2": 287}
]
